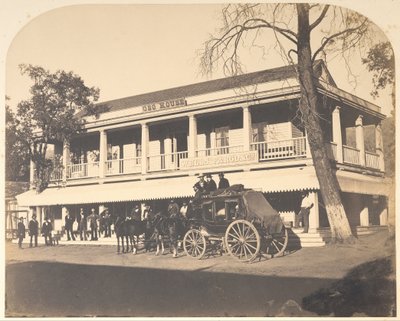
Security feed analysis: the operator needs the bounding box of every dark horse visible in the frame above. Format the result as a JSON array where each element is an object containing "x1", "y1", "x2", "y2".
[
  {"x1": 113, "y1": 213, "x2": 153, "y2": 254},
  {"x1": 152, "y1": 211, "x2": 188, "y2": 257}
]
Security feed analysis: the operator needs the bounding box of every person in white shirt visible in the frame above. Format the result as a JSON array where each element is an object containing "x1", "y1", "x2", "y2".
[{"x1": 295, "y1": 191, "x2": 314, "y2": 233}]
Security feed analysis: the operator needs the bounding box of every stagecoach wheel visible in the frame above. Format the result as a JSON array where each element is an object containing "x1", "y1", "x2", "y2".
[
  {"x1": 183, "y1": 229, "x2": 207, "y2": 259},
  {"x1": 225, "y1": 220, "x2": 260, "y2": 262},
  {"x1": 265, "y1": 226, "x2": 289, "y2": 258}
]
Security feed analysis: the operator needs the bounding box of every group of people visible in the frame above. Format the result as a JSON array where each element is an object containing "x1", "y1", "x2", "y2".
[
  {"x1": 193, "y1": 172, "x2": 230, "y2": 199},
  {"x1": 64, "y1": 207, "x2": 112, "y2": 242},
  {"x1": 17, "y1": 215, "x2": 54, "y2": 248}
]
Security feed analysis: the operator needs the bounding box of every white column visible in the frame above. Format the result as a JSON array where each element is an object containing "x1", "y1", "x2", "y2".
[
  {"x1": 355, "y1": 115, "x2": 366, "y2": 167},
  {"x1": 62, "y1": 140, "x2": 70, "y2": 182},
  {"x1": 164, "y1": 137, "x2": 172, "y2": 169},
  {"x1": 242, "y1": 105, "x2": 252, "y2": 151},
  {"x1": 37, "y1": 206, "x2": 43, "y2": 227},
  {"x1": 360, "y1": 204, "x2": 369, "y2": 227},
  {"x1": 375, "y1": 122, "x2": 385, "y2": 171},
  {"x1": 29, "y1": 159, "x2": 36, "y2": 189},
  {"x1": 305, "y1": 130, "x2": 312, "y2": 158},
  {"x1": 210, "y1": 131, "x2": 216, "y2": 155},
  {"x1": 141, "y1": 123, "x2": 149, "y2": 175},
  {"x1": 308, "y1": 191, "x2": 320, "y2": 233},
  {"x1": 99, "y1": 130, "x2": 107, "y2": 180},
  {"x1": 188, "y1": 114, "x2": 198, "y2": 158},
  {"x1": 332, "y1": 107, "x2": 343, "y2": 163}
]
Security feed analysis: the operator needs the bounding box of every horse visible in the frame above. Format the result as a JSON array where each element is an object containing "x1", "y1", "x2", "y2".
[
  {"x1": 113, "y1": 212, "x2": 153, "y2": 254},
  {"x1": 152, "y1": 211, "x2": 188, "y2": 257}
]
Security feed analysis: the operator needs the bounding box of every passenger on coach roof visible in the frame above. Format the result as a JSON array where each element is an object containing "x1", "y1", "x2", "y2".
[
  {"x1": 205, "y1": 174, "x2": 217, "y2": 194},
  {"x1": 218, "y1": 172, "x2": 230, "y2": 189},
  {"x1": 194, "y1": 174, "x2": 206, "y2": 193}
]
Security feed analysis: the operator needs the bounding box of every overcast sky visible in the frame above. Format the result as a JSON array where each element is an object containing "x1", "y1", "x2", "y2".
[{"x1": 4, "y1": 2, "x2": 395, "y2": 116}]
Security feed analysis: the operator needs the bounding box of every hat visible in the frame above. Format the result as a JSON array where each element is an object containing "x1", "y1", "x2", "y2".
[
  {"x1": 170, "y1": 199, "x2": 175, "y2": 203},
  {"x1": 19, "y1": 217, "x2": 24, "y2": 220},
  {"x1": 197, "y1": 174, "x2": 204, "y2": 178},
  {"x1": 206, "y1": 174, "x2": 212, "y2": 178},
  {"x1": 32, "y1": 214, "x2": 36, "y2": 218}
]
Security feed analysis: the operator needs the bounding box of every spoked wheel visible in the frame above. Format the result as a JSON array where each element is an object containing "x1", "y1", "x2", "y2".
[
  {"x1": 265, "y1": 226, "x2": 288, "y2": 258},
  {"x1": 225, "y1": 220, "x2": 260, "y2": 262},
  {"x1": 183, "y1": 229, "x2": 207, "y2": 259}
]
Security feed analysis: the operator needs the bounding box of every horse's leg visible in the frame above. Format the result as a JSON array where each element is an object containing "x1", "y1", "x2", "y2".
[
  {"x1": 132, "y1": 235, "x2": 137, "y2": 254},
  {"x1": 117, "y1": 236, "x2": 120, "y2": 254},
  {"x1": 161, "y1": 236, "x2": 165, "y2": 255}
]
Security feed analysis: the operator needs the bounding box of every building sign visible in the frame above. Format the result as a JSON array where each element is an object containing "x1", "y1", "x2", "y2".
[
  {"x1": 180, "y1": 150, "x2": 258, "y2": 169},
  {"x1": 142, "y1": 98, "x2": 187, "y2": 113}
]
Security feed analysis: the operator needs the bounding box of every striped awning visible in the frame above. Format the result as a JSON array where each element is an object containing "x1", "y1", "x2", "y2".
[{"x1": 16, "y1": 167, "x2": 320, "y2": 207}]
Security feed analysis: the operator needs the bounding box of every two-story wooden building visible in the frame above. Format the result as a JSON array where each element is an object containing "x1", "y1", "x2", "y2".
[{"x1": 16, "y1": 61, "x2": 389, "y2": 244}]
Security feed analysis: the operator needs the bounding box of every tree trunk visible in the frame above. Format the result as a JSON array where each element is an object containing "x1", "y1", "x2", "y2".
[{"x1": 297, "y1": 4, "x2": 355, "y2": 243}]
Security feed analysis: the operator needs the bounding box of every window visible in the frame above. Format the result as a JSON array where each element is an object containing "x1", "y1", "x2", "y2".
[
  {"x1": 215, "y1": 201, "x2": 226, "y2": 221},
  {"x1": 226, "y1": 201, "x2": 240, "y2": 220},
  {"x1": 215, "y1": 126, "x2": 229, "y2": 154}
]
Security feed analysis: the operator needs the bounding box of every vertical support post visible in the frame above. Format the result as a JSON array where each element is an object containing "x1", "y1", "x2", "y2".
[
  {"x1": 355, "y1": 115, "x2": 365, "y2": 167},
  {"x1": 332, "y1": 107, "x2": 343, "y2": 163},
  {"x1": 308, "y1": 191, "x2": 320, "y2": 233},
  {"x1": 29, "y1": 159, "x2": 36, "y2": 190},
  {"x1": 141, "y1": 123, "x2": 149, "y2": 176},
  {"x1": 210, "y1": 131, "x2": 216, "y2": 155},
  {"x1": 164, "y1": 137, "x2": 172, "y2": 169},
  {"x1": 242, "y1": 105, "x2": 252, "y2": 151},
  {"x1": 375, "y1": 122, "x2": 385, "y2": 171},
  {"x1": 188, "y1": 114, "x2": 197, "y2": 158},
  {"x1": 99, "y1": 130, "x2": 107, "y2": 180},
  {"x1": 379, "y1": 196, "x2": 388, "y2": 226},
  {"x1": 62, "y1": 140, "x2": 70, "y2": 183},
  {"x1": 37, "y1": 206, "x2": 43, "y2": 227},
  {"x1": 360, "y1": 196, "x2": 370, "y2": 227}
]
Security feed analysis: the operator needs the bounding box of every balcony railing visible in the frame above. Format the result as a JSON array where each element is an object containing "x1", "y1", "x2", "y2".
[
  {"x1": 343, "y1": 145, "x2": 360, "y2": 166},
  {"x1": 106, "y1": 157, "x2": 141, "y2": 176},
  {"x1": 196, "y1": 145, "x2": 243, "y2": 157},
  {"x1": 251, "y1": 137, "x2": 307, "y2": 161},
  {"x1": 365, "y1": 151, "x2": 380, "y2": 169},
  {"x1": 67, "y1": 162, "x2": 99, "y2": 179},
  {"x1": 147, "y1": 151, "x2": 189, "y2": 172}
]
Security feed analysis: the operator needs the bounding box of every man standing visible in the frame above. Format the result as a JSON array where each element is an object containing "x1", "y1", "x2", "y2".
[
  {"x1": 42, "y1": 218, "x2": 53, "y2": 246},
  {"x1": 77, "y1": 208, "x2": 88, "y2": 241},
  {"x1": 132, "y1": 204, "x2": 142, "y2": 222},
  {"x1": 167, "y1": 199, "x2": 180, "y2": 217},
  {"x1": 194, "y1": 174, "x2": 206, "y2": 192},
  {"x1": 64, "y1": 209, "x2": 76, "y2": 241},
  {"x1": 205, "y1": 174, "x2": 217, "y2": 193},
  {"x1": 218, "y1": 172, "x2": 230, "y2": 189},
  {"x1": 180, "y1": 202, "x2": 188, "y2": 218},
  {"x1": 103, "y1": 208, "x2": 111, "y2": 237},
  {"x1": 28, "y1": 214, "x2": 39, "y2": 247},
  {"x1": 88, "y1": 208, "x2": 99, "y2": 241},
  {"x1": 295, "y1": 191, "x2": 314, "y2": 233},
  {"x1": 17, "y1": 217, "x2": 26, "y2": 249}
]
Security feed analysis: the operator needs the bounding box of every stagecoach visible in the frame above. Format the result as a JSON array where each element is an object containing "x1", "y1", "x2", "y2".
[{"x1": 183, "y1": 185, "x2": 289, "y2": 262}]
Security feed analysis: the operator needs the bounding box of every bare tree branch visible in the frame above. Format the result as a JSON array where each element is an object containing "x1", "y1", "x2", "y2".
[{"x1": 310, "y1": 5, "x2": 330, "y2": 31}]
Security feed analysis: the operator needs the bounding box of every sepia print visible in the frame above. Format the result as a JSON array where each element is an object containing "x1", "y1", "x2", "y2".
[{"x1": 3, "y1": 1, "x2": 397, "y2": 318}]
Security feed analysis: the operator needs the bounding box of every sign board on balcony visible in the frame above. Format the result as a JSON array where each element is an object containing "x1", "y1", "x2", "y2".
[
  {"x1": 180, "y1": 151, "x2": 258, "y2": 169},
  {"x1": 142, "y1": 98, "x2": 187, "y2": 113}
]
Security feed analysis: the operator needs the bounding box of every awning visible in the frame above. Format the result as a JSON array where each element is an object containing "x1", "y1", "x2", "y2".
[
  {"x1": 16, "y1": 167, "x2": 320, "y2": 207},
  {"x1": 336, "y1": 171, "x2": 390, "y2": 196}
]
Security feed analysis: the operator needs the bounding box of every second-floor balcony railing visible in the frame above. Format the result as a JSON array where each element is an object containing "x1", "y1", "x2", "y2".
[
  {"x1": 106, "y1": 157, "x2": 141, "y2": 176},
  {"x1": 365, "y1": 151, "x2": 380, "y2": 169},
  {"x1": 251, "y1": 137, "x2": 307, "y2": 160},
  {"x1": 67, "y1": 162, "x2": 99, "y2": 179},
  {"x1": 343, "y1": 145, "x2": 361, "y2": 166},
  {"x1": 51, "y1": 136, "x2": 382, "y2": 183},
  {"x1": 147, "y1": 151, "x2": 189, "y2": 172}
]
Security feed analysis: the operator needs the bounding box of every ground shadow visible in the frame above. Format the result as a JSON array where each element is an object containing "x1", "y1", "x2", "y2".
[
  {"x1": 302, "y1": 257, "x2": 396, "y2": 317},
  {"x1": 6, "y1": 258, "x2": 395, "y2": 317}
]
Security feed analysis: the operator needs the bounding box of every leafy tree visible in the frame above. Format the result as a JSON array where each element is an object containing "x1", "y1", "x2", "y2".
[
  {"x1": 5, "y1": 98, "x2": 29, "y2": 181},
  {"x1": 200, "y1": 4, "x2": 376, "y2": 243},
  {"x1": 14, "y1": 64, "x2": 100, "y2": 192}
]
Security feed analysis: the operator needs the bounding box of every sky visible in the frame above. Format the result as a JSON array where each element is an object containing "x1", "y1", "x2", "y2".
[{"x1": 3, "y1": 2, "x2": 397, "y2": 116}]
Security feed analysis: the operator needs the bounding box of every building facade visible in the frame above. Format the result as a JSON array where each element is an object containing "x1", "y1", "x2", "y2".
[{"x1": 16, "y1": 61, "x2": 389, "y2": 242}]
